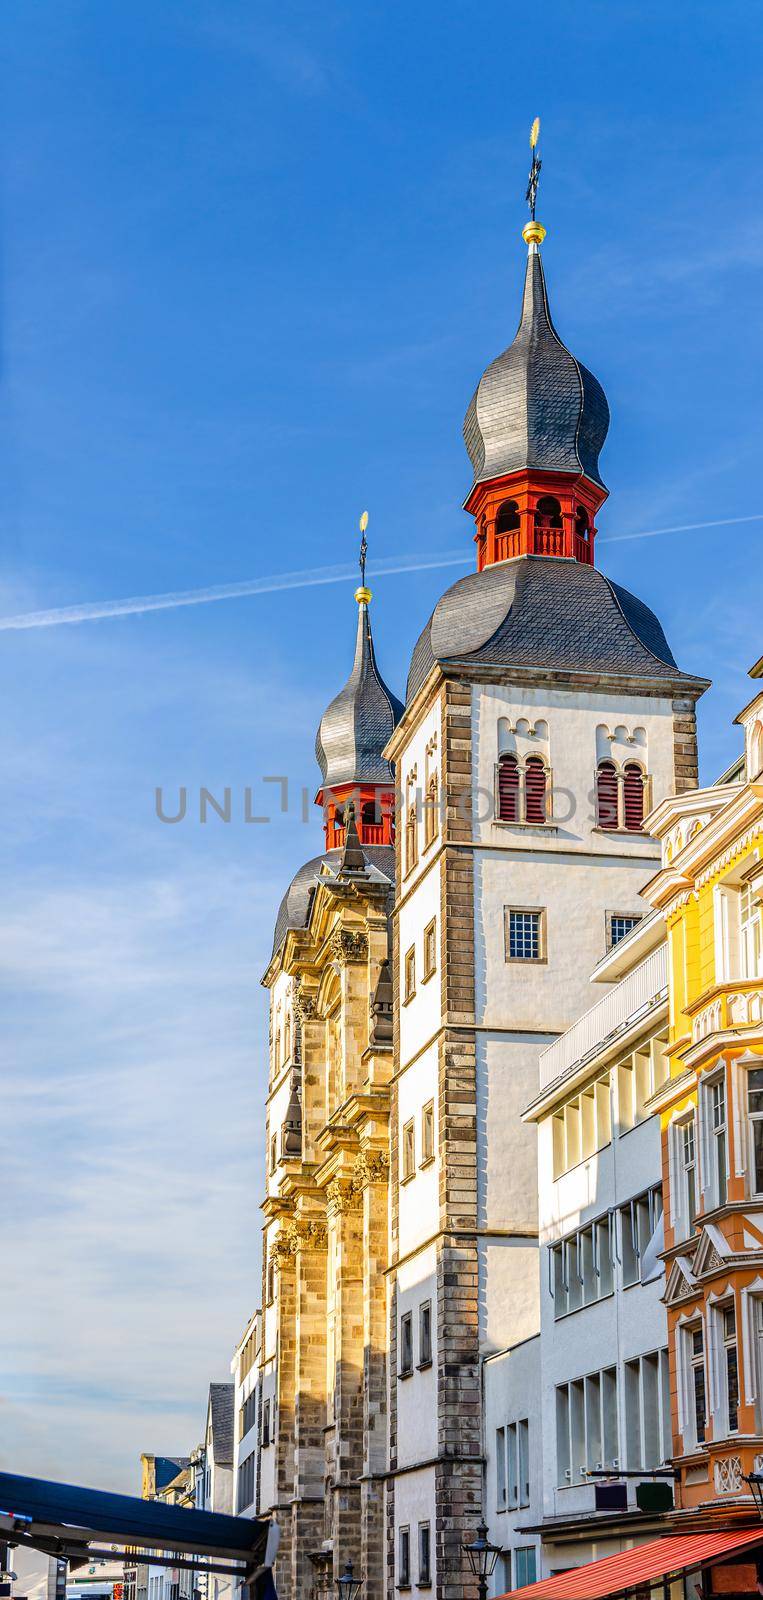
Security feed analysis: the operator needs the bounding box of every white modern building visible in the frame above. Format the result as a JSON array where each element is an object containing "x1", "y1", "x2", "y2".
[{"x1": 231, "y1": 1313, "x2": 262, "y2": 1522}]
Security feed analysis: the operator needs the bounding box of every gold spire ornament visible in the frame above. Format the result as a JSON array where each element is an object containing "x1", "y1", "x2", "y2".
[
  {"x1": 356, "y1": 511, "x2": 372, "y2": 605},
  {"x1": 523, "y1": 116, "x2": 546, "y2": 246}
]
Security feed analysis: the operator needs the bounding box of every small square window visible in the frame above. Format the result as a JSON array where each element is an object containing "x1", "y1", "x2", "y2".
[
  {"x1": 399, "y1": 1525, "x2": 411, "y2": 1588},
  {"x1": 404, "y1": 946, "x2": 416, "y2": 1003},
  {"x1": 417, "y1": 1522, "x2": 431, "y2": 1587},
  {"x1": 608, "y1": 911, "x2": 641, "y2": 949},
  {"x1": 419, "y1": 1301, "x2": 432, "y2": 1368},
  {"x1": 400, "y1": 1312, "x2": 413, "y2": 1377},
  {"x1": 402, "y1": 1118, "x2": 415, "y2": 1181},
  {"x1": 421, "y1": 1100, "x2": 435, "y2": 1165},
  {"x1": 423, "y1": 919, "x2": 437, "y2": 981},
  {"x1": 505, "y1": 906, "x2": 545, "y2": 962}
]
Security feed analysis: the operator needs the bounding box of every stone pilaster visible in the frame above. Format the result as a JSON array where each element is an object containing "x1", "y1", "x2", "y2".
[
  {"x1": 327, "y1": 1178, "x2": 365, "y2": 1577},
  {"x1": 291, "y1": 1216, "x2": 329, "y2": 1600},
  {"x1": 357, "y1": 1150, "x2": 390, "y2": 1600},
  {"x1": 273, "y1": 1240, "x2": 297, "y2": 1600},
  {"x1": 672, "y1": 695, "x2": 700, "y2": 794}
]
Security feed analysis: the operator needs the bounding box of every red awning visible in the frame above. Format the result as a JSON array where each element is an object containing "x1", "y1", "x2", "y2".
[{"x1": 506, "y1": 1526, "x2": 763, "y2": 1600}]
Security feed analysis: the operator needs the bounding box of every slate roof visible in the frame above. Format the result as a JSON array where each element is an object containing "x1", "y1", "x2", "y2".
[
  {"x1": 315, "y1": 600, "x2": 404, "y2": 791},
  {"x1": 271, "y1": 846, "x2": 395, "y2": 961},
  {"x1": 207, "y1": 1382, "x2": 234, "y2": 1468},
  {"x1": 406, "y1": 556, "x2": 699, "y2": 704},
  {"x1": 463, "y1": 243, "x2": 610, "y2": 490}
]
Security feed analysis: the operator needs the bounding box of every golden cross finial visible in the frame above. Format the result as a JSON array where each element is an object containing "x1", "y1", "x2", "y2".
[
  {"x1": 526, "y1": 117, "x2": 542, "y2": 220},
  {"x1": 356, "y1": 511, "x2": 372, "y2": 604}
]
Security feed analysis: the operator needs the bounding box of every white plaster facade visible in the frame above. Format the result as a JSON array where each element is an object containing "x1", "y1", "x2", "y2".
[{"x1": 483, "y1": 1336, "x2": 542, "y2": 1597}]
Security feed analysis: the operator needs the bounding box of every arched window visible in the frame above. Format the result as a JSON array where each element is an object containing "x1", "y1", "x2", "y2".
[
  {"x1": 497, "y1": 754, "x2": 520, "y2": 822},
  {"x1": 424, "y1": 771, "x2": 439, "y2": 846},
  {"x1": 405, "y1": 804, "x2": 418, "y2": 874},
  {"x1": 361, "y1": 798, "x2": 377, "y2": 828},
  {"x1": 596, "y1": 761, "x2": 620, "y2": 831},
  {"x1": 496, "y1": 499, "x2": 520, "y2": 536},
  {"x1": 575, "y1": 505, "x2": 590, "y2": 540},
  {"x1": 524, "y1": 756, "x2": 548, "y2": 826},
  {"x1": 623, "y1": 763, "x2": 646, "y2": 831},
  {"x1": 751, "y1": 720, "x2": 763, "y2": 778},
  {"x1": 334, "y1": 806, "x2": 344, "y2": 832},
  {"x1": 534, "y1": 495, "x2": 563, "y2": 529}
]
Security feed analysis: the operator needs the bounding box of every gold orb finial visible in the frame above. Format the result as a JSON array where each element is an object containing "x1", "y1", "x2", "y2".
[
  {"x1": 355, "y1": 585, "x2": 372, "y2": 605},
  {"x1": 522, "y1": 219, "x2": 547, "y2": 246}
]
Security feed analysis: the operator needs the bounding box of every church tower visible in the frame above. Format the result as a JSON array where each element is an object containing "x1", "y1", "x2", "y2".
[
  {"x1": 258, "y1": 581, "x2": 400, "y2": 1600},
  {"x1": 383, "y1": 142, "x2": 707, "y2": 1600}
]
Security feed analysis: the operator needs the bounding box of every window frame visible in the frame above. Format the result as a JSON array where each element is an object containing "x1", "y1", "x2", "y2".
[
  {"x1": 401, "y1": 1118, "x2": 416, "y2": 1182},
  {"x1": 422, "y1": 918, "x2": 437, "y2": 982},
  {"x1": 418, "y1": 1300, "x2": 432, "y2": 1368},
  {"x1": 398, "y1": 1525, "x2": 411, "y2": 1590},
  {"x1": 421, "y1": 1099, "x2": 435, "y2": 1166},
  {"x1": 261, "y1": 1397, "x2": 271, "y2": 1448},
  {"x1": 399, "y1": 1312, "x2": 413, "y2": 1379},
  {"x1": 404, "y1": 945, "x2": 416, "y2": 1004},
  {"x1": 505, "y1": 905, "x2": 547, "y2": 964},
  {"x1": 417, "y1": 1522, "x2": 431, "y2": 1588},
  {"x1": 607, "y1": 910, "x2": 642, "y2": 950}
]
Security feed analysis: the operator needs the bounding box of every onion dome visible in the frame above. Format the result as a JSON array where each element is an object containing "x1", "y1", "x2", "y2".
[
  {"x1": 315, "y1": 591, "x2": 404, "y2": 791},
  {"x1": 407, "y1": 557, "x2": 701, "y2": 705},
  {"x1": 463, "y1": 231, "x2": 610, "y2": 492}
]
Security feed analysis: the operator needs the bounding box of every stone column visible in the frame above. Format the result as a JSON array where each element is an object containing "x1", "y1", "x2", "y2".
[
  {"x1": 326, "y1": 1176, "x2": 365, "y2": 1581},
  {"x1": 357, "y1": 1150, "x2": 390, "y2": 1600},
  {"x1": 291, "y1": 1216, "x2": 329, "y2": 1600},
  {"x1": 272, "y1": 1239, "x2": 297, "y2": 1600}
]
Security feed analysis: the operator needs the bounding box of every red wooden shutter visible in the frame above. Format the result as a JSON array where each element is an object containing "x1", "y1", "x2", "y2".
[
  {"x1": 597, "y1": 762, "x2": 619, "y2": 830},
  {"x1": 498, "y1": 755, "x2": 519, "y2": 821},
  {"x1": 623, "y1": 763, "x2": 645, "y2": 831},
  {"x1": 524, "y1": 757, "x2": 547, "y2": 825}
]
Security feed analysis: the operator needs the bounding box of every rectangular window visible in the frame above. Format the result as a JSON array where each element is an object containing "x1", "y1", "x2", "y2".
[
  {"x1": 266, "y1": 1257, "x2": 275, "y2": 1305},
  {"x1": 710, "y1": 1077, "x2": 728, "y2": 1206},
  {"x1": 514, "y1": 1549, "x2": 537, "y2": 1589},
  {"x1": 402, "y1": 1119, "x2": 415, "y2": 1181},
  {"x1": 518, "y1": 1419, "x2": 530, "y2": 1507},
  {"x1": 681, "y1": 1118, "x2": 697, "y2": 1228},
  {"x1": 749, "y1": 1068, "x2": 763, "y2": 1193},
  {"x1": 270, "y1": 1132, "x2": 277, "y2": 1173},
  {"x1": 722, "y1": 1303, "x2": 739, "y2": 1434},
  {"x1": 619, "y1": 1186, "x2": 663, "y2": 1288},
  {"x1": 496, "y1": 1426, "x2": 507, "y2": 1509},
  {"x1": 421, "y1": 1100, "x2": 435, "y2": 1165},
  {"x1": 237, "y1": 1450, "x2": 256, "y2": 1512},
  {"x1": 690, "y1": 1325, "x2": 706, "y2": 1446},
  {"x1": 556, "y1": 1366, "x2": 618, "y2": 1485},
  {"x1": 551, "y1": 1213, "x2": 613, "y2": 1315},
  {"x1": 505, "y1": 906, "x2": 545, "y2": 962},
  {"x1": 741, "y1": 880, "x2": 763, "y2": 980},
  {"x1": 399, "y1": 1526, "x2": 411, "y2": 1588},
  {"x1": 419, "y1": 1300, "x2": 432, "y2": 1367},
  {"x1": 551, "y1": 1076, "x2": 611, "y2": 1178},
  {"x1": 507, "y1": 1422, "x2": 518, "y2": 1509},
  {"x1": 262, "y1": 1398, "x2": 271, "y2": 1447},
  {"x1": 423, "y1": 770, "x2": 439, "y2": 848},
  {"x1": 404, "y1": 946, "x2": 416, "y2": 1003},
  {"x1": 625, "y1": 1349, "x2": 670, "y2": 1469},
  {"x1": 417, "y1": 1522, "x2": 431, "y2": 1587},
  {"x1": 400, "y1": 1312, "x2": 413, "y2": 1377},
  {"x1": 423, "y1": 918, "x2": 437, "y2": 980},
  {"x1": 608, "y1": 911, "x2": 641, "y2": 949}
]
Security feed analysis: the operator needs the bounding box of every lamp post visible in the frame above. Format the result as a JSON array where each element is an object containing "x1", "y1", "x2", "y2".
[
  {"x1": 744, "y1": 1473, "x2": 763, "y2": 1518},
  {"x1": 335, "y1": 1561, "x2": 362, "y2": 1600},
  {"x1": 462, "y1": 1522, "x2": 503, "y2": 1600}
]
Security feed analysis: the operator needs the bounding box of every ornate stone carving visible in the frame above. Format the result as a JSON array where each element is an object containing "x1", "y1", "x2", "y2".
[
  {"x1": 271, "y1": 1232, "x2": 295, "y2": 1264},
  {"x1": 330, "y1": 928, "x2": 369, "y2": 966},
  {"x1": 326, "y1": 1176, "x2": 364, "y2": 1216},
  {"x1": 714, "y1": 1455, "x2": 743, "y2": 1494},
  {"x1": 354, "y1": 1148, "x2": 390, "y2": 1188},
  {"x1": 295, "y1": 983, "x2": 318, "y2": 1021},
  {"x1": 288, "y1": 1216, "x2": 328, "y2": 1253}
]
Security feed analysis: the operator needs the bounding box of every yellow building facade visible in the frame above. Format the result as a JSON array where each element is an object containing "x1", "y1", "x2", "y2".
[{"x1": 643, "y1": 655, "x2": 763, "y2": 1513}]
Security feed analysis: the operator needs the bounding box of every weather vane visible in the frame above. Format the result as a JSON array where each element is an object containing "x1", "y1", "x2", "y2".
[
  {"x1": 525, "y1": 117, "x2": 541, "y2": 220},
  {"x1": 359, "y1": 510, "x2": 369, "y2": 587}
]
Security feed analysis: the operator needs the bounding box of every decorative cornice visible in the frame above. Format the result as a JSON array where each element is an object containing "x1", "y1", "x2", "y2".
[
  {"x1": 326, "y1": 1175, "x2": 364, "y2": 1216},
  {"x1": 330, "y1": 928, "x2": 369, "y2": 966},
  {"x1": 289, "y1": 1216, "x2": 328, "y2": 1253},
  {"x1": 295, "y1": 982, "x2": 318, "y2": 1021}
]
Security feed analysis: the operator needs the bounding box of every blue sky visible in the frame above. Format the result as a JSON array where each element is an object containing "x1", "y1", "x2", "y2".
[{"x1": 2, "y1": 0, "x2": 762, "y2": 1507}]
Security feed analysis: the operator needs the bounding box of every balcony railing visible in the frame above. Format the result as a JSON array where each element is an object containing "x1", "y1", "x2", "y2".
[
  {"x1": 539, "y1": 943, "x2": 668, "y2": 1091},
  {"x1": 690, "y1": 979, "x2": 763, "y2": 1045}
]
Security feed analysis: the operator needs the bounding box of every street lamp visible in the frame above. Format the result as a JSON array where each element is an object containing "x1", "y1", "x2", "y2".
[
  {"x1": 744, "y1": 1473, "x2": 763, "y2": 1518},
  {"x1": 335, "y1": 1561, "x2": 362, "y2": 1600},
  {"x1": 462, "y1": 1522, "x2": 503, "y2": 1600}
]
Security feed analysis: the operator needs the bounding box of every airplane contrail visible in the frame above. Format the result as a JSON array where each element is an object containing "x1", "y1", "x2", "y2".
[{"x1": 0, "y1": 512, "x2": 759, "y2": 633}]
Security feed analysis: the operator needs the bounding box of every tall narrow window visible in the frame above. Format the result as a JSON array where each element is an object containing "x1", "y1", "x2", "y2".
[
  {"x1": 496, "y1": 498, "x2": 520, "y2": 536},
  {"x1": 424, "y1": 772, "x2": 439, "y2": 847},
  {"x1": 402, "y1": 1119, "x2": 415, "y2": 1181},
  {"x1": 689, "y1": 1325, "x2": 706, "y2": 1446},
  {"x1": 710, "y1": 1077, "x2": 728, "y2": 1206},
  {"x1": 399, "y1": 1526, "x2": 411, "y2": 1588},
  {"x1": 400, "y1": 1313, "x2": 413, "y2": 1377},
  {"x1": 498, "y1": 753, "x2": 520, "y2": 822},
  {"x1": 417, "y1": 1523, "x2": 431, "y2": 1587},
  {"x1": 750, "y1": 1068, "x2": 763, "y2": 1193},
  {"x1": 284, "y1": 1015, "x2": 291, "y2": 1062},
  {"x1": 741, "y1": 881, "x2": 763, "y2": 979},
  {"x1": 423, "y1": 919, "x2": 437, "y2": 981},
  {"x1": 524, "y1": 756, "x2": 548, "y2": 825},
  {"x1": 262, "y1": 1399, "x2": 271, "y2": 1447},
  {"x1": 405, "y1": 804, "x2": 418, "y2": 874},
  {"x1": 419, "y1": 1301, "x2": 432, "y2": 1367},
  {"x1": 596, "y1": 761, "x2": 619, "y2": 830},
  {"x1": 496, "y1": 1427, "x2": 507, "y2": 1509},
  {"x1": 623, "y1": 763, "x2": 646, "y2": 831},
  {"x1": 722, "y1": 1304, "x2": 739, "y2": 1434},
  {"x1": 681, "y1": 1118, "x2": 697, "y2": 1228},
  {"x1": 404, "y1": 947, "x2": 416, "y2": 1003},
  {"x1": 421, "y1": 1100, "x2": 435, "y2": 1164}
]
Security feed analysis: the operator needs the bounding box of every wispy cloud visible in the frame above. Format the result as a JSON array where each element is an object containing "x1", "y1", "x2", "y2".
[{"x1": 0, "y1": 514, "x2": 761, "y2": 633}]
